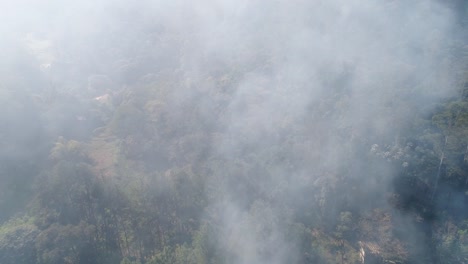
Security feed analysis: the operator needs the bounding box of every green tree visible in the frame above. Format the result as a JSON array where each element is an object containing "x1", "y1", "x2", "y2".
[{"x1": 0, "y1": 218, "x2": 39, "y2": 264}]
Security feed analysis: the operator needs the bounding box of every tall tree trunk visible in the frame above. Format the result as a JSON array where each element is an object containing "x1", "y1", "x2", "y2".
[{"x1": 431, "y1": 135, "x2": 448, "y2": 201}]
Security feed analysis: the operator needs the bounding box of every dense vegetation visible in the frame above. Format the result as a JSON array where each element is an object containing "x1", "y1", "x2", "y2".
[{"x1": 0, "y1": 1, "x2": 467, "y2": 263}]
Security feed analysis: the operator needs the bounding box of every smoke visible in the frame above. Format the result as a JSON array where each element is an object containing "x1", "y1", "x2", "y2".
[
  {"x1": 184, "y1": 1, "x2": 458, "y2": 263},
  {"x1": 0, "y1": 0, "x2": 462, "y2": 262}
]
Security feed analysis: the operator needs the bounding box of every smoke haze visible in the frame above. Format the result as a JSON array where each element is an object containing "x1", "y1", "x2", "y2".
[{"x1": 0, "y1": 0, "x2": 467, "y2": 263}]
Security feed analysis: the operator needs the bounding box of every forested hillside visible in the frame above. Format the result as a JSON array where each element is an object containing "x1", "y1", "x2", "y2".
[{"x1": 0, "y1": 0, "x2": 467, "y2": 263}]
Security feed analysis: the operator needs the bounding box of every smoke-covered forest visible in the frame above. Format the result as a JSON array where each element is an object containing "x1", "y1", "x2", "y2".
[{"x1": 0, "y1": 0, "x2": 467, "y2": 263}]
